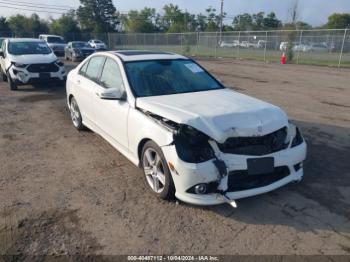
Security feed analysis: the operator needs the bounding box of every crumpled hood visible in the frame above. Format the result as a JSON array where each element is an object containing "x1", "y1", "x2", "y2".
[
  {"x1": 9, "y1": 52, "x2": 58, "y2": 64},
  {"x1": 136, "y1": 89, "x2": 289, "y2": 143}
]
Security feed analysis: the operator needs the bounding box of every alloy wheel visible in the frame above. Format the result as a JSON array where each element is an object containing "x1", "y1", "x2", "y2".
[
  {"x1": 142, "y1": 148, "x2": 166, "y2": 194},
  {"x1": 70, "y1": 99, "x2": 80, "y2": 127}
]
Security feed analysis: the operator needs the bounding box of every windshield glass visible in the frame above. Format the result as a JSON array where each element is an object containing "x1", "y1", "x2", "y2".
[
  {"x1": 72, "y1": 42, "x2": 89, "y2": 48},
  {"x1": 8, "y1": 41, "x2": 52, "y2": 55},
  {"x1": 47, "y1": 37, "x2": 64, "y2": 44},
  {"x1": 125, "y1": 59, "x2": 224, "y2": 97},
  {"x1": 94, "y1": 40, "x2": 102, "y2": 43}
]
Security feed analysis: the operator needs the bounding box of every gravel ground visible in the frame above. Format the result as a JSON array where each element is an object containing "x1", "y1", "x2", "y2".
[{"x1": 0, "y1": 59, "x2": 349, "y2": 256}]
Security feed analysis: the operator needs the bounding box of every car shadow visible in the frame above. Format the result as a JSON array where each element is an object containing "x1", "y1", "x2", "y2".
[{"x1": 197, "y1": 120, "x2": 350, "y2": 233}]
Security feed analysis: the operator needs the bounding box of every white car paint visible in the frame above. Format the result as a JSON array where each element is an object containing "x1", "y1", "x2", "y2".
[
  {"x1": 0, "y1": 38, "x2": 66, "y2": 86},
  {"x1": 39, "y1": 34, "x2": 66, "y2": 55},
  {"x1": 136, "y1": 89, "x2": 288, "y2": 143},
  {"x1": 66, "y1": 51, "x2": 307, "y2": 206},
  {"x1": 88, "y1": 39, "x2": 107, "y2": 50},
  {"x1": 219, "y1": 40, "x2": 240, "y2": 48}
]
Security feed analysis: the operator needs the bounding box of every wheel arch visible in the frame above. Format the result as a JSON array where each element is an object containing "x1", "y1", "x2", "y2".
[
  {"x1": 68, "y1": 94, "x2": 74, "y2": 105},
  {"x1": 137, "y1": 138, "x2": 154, "y2": 167}
]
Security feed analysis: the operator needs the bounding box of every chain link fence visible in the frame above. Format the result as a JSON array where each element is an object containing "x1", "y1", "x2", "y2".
[
  {"x1": 1, "y1": 29, "x2": 349, "y2": 68},
  {"x1": 108, "y1": 29, "x2": 350, "y2": 68}
]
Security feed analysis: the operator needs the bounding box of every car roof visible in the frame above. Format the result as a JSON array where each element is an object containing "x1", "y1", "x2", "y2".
[
  {"x1": 109, "y1": 50, "x2": 187, "y2": 62},
  {"x1": 40, "y1": 34, "x2": 63, "y2": 38},
  {"x1": 8, "y1": 38, "x2": 45, "y2": 43}
]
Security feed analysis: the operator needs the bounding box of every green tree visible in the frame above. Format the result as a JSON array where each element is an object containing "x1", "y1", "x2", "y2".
[
  {"x1": 196, "y1": 13, "x2": 207, "y2": 31},
  {"x1": 125, "y1": 8, "x2": 157, "y2": 33},
  {"x1": 76, "y1": 0, "x2": 118, "y2": 33},
  {"x1": 28, "y1": 14, "x2": 49, "y2": 35},
  {"x1": 0, "y1": 16, "x2": 10, "y2": 34},
  {"x1": 7, "y1": 14, "x2": 48, "y2": 37},
  {"x1": 50, "y1": 11, "x2": 81, "y2": 41},
  {"x1": 252, "y1": 12, "x2": 265, "y2": 29},
  {"x1": 205, "y1": 6, "x2": 224, "y2": 32},
  {"x1": 296, "y1": 21, "x2": 312, "y2": 29},
  {"x1": 162, "y1": 4, "x2": 185, "y2": 32},
  {"x1": 263, "y1": 12, "x2": 281, "y2": 29},
  {"x1": 233, "y1": 13, "x2": 253, "y2": 31},
  {"x1": 326, "y1": 13, "x2": 350, "y2": 29}
]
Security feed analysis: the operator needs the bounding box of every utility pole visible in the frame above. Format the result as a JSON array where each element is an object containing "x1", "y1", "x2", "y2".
[{"x1": 220, "y1": 0, "x2": 224, "y2": 42}]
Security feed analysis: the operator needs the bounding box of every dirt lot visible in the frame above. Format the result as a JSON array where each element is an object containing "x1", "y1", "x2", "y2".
[{"x1": 0, "y1": 59, "x2": 350, "y2": 257}]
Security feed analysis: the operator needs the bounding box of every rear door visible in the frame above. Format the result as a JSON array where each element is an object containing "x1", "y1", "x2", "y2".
[{"x1": 73, "y1": 56, "x2": 105, "y2": 124}]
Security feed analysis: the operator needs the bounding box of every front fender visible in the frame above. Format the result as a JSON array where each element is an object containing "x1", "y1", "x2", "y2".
[{"x1": 128, "y1": 108, "x2": 174, "y2": 164}]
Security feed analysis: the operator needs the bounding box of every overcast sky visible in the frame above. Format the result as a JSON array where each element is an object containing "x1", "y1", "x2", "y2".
[{"x1": 1, "y1": 0, "x2": 350, "y2": 26}]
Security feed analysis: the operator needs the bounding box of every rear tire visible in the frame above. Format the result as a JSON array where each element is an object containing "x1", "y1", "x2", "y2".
[
  {"x1": 69, "y1": 97, "x2": 85, "y2": 131},
  {"x1": 1, "y1": 69, "x2": 7, "y2": 82},
  {"x1": 141, "y1": 141, "x2": 175, "y2": 200},
  {"x1": 7, "y1": 73, "x2": 17, "y2": 91}
]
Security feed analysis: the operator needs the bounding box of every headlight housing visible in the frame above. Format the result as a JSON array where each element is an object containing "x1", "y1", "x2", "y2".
[
  {"x1": 173, "y1": 125, "x2": 215, "y2": 163},
  {"x1": 55, "y1": 60, "x2": 64, "y2": 67},
  {"x1": 291, "y1": 127, "x2": 303, "y2": 147},
  {"x1": 73, "y1": 48, "x2": 81, "y2": 54},
  {"x1": 12, "y1": 62, "x2": 27, "y2": 68}
]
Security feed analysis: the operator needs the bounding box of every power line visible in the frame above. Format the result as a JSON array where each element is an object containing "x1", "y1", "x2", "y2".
[
  {"x1": 1, "y1": 0, "x2": 74, "y2": 9},
  {"x1": 0, "y1": 4, "x2": 65, "y2": 14},
  {"x1": 0, "y1": 1, "x2": 72, "y2": 11}
]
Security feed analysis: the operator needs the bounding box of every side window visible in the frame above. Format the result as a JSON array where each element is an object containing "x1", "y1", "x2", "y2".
[
  {"x1": 79, "y1": 59, "x2": 90, "y2": 76},
  {"x1": 2, "y1": 41, "x2": 6, "y2": 57},
  {"x1": 99, "y1": 58, "x2": 124, "y2": 90},
  {"x1": 85, "y1": 56, "x2": 105, "y2": 82}
]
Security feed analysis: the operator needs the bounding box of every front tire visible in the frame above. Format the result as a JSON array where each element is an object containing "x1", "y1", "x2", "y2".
[
  {"x1": 1, "y1": 69, "x2": 7, "y2": 82},
  {"x1": 7, "y1": 73, "x2": 17, "y2": 91},
  {"x1": 69, "y1": 97, "x2": 85, "y2": 130},
  {"x1": 141, "y1": 141, "x2": 175, "y2": 200}
]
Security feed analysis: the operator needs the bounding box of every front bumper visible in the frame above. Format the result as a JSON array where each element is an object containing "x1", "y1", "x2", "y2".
[
  {"x1": 8, "y1": 65, "x2": 67, "y2": 85},
  {"x1": 162, "y1": 141, "x2": 307, "y2": 206},
  {"x1": 72, "y1": 53, "x2": 94, "y2": 61}
]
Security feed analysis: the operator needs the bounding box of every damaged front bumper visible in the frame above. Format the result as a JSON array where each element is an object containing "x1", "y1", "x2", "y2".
[{"x1": 161, "y1": 141, "x2": 307, "y2": 206}]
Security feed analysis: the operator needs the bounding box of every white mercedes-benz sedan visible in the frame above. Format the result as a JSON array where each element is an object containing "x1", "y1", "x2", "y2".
[{"x1": 66, "y1": 50, "x2": 307, "y2": 207}]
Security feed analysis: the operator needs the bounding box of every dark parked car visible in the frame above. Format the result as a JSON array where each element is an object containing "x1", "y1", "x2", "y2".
[{"x1": 64, "y1": 41, "x2": 95, "y2": 62}]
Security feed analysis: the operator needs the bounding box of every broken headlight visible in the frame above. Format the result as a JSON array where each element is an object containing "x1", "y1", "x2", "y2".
[
  {"x1": 12, "y1": 62, "x2": 27, "y2": 68},
  {"x1": 174, "y1": 125, "x2": 215, "y2": 163},
  {"x1": 291, "y1": 127, "x2": 303, "y2": 147}
]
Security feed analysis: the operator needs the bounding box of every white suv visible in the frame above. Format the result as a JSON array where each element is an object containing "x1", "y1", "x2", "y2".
[
  {"x1": 0, "y1": 38, "x2": 66, "y2": 90},
  {"x1": 39, "y1": 34, "x2": 66, "y2": 56},
  {"x1": 66, "y1": 50, "x2": 307, "y2": 207}
]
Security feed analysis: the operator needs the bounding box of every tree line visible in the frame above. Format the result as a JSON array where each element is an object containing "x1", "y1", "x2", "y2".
[{"x1": 0, "y1": 0, "x2": 349, "y2": 40}]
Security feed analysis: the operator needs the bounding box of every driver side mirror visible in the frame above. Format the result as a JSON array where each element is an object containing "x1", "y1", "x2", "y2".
[{"x1": 97, "y1": 87, "x2": 126, "y2": 101}]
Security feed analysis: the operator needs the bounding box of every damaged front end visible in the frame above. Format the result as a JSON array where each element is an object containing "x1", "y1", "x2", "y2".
[
  {"x1": 140, "y1": 109, "x2": 216, "y2": 164},
  {"x1": 140, "y1": 109, "x2": 304, "y2": 207}
]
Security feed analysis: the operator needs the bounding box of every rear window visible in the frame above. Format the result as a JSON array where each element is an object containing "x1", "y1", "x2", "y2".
[
  {"x1": 47, "y1": 37, "x2": 65, "y2": 44},
  {"x1": 72, "y1": 42, "x2": 89, "y2": 48}
]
